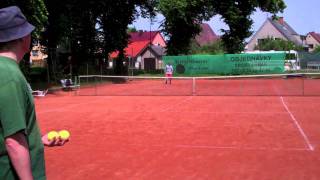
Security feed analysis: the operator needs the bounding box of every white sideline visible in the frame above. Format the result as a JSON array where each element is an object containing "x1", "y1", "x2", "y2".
[
  {"x1": 175, "y1": 144, "x2": 309, "y2": 151},
  {"x1": 126, "y1": 144, "x2": 309, "y2": 152},
  {"x1": 280, "y1": 96, "x2": 314, "y2": 151}
]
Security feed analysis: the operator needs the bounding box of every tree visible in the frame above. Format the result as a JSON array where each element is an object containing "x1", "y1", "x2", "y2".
[
  {"x1": 67, "y1": 0, "x2": 99, "y2": 67},
  {"x1": 41, "y1": 0, "x2": 73, "y2": 82},
  {"x1": 3, "y1": 1, "x2": 157, "y2": 77},
  {"x1": 189, "y1": 40, "x2": 225, "y2": 55},
  {"x1": 158, "y1": 0, "x2": 286, "y2": 55},
  {"x1": 210, "y1": 0, "x2": 286, "y2": 53},
  {"x1": 1, "y1": 0, "x2": 48, "y2": 80},
  {"x1": 158, "y1": 0, "x2": 215, "y2": 55},
  {"x1": 1, "y1": 0, "x2": 48, "y2": 38},
  {"x1": 254, "y1": 37, "x2": 304, "y2": 51},
  {"x1": 127, "y1": 27, "x2": 138, "y2": 33},
  {"x1": 41, "y1": 0, "x2": 157, "y2": 78},
  {"x1": 97, "y1": 0, "x2": 156, "y2": 74}
]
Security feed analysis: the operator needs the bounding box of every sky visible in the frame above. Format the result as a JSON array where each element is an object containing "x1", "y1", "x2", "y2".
[{"x1": 131, "y1": 0, "x2": 320, "y2": 37}]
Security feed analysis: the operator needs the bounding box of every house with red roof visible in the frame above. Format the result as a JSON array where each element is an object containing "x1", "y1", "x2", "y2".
[
  {"x1": 306, "y1": 32, "x2": 320, "y2": 52},
  {"x1": 109, "y1": 31, "x2": 166, "y2": 71},
  {"x1": 195, "y1": 23, "x2": 220, "y2": 46}
]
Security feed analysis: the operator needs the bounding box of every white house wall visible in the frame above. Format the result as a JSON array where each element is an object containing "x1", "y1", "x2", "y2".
[
  {"x1": 306, "y1": 34, "x2": 320, "y2": 52},
  {"x1": 141, "y1": 49, "x2": 163, "y2": 70},
  {"x1": 247, "y1": 20, "x2": 288, "y2": 51}
]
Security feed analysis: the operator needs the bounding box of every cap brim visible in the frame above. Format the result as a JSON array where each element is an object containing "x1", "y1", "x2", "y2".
[{"x1": 0, "y1": 21, "x2": 35, "y2": 42}]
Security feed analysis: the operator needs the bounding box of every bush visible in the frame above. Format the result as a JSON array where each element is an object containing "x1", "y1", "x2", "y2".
[
  {"x1": 314, "y1": 46, "x2": 320, "y2": 53},
  {"x1": 189, "y1": 40, "x2": 225, "y2": 55},
  {"x1": 254, "y1": 37, "x2": 304, "y2": 51}
]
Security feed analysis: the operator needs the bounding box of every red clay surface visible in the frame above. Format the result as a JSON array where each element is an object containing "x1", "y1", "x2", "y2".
[{"x1": 34, "y1": 92, "x2": 320, "y2": 180}]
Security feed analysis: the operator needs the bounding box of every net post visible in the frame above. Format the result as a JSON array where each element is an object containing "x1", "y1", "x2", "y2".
[
  {"x1": 95, "y1": 76, "x2": 98, "y2": 96},
  {"x1": 78, "y1": 76, "x2": 81, "y2": 95},
  {"x1": 192, "y1": 77, "x2": 196, "y2": 96},
  {"x1": 74, "y1": 76, "x2": 78, "y2": 96},
  {"x1": 302, "y1": 77, "x2": 305, "y2": 96}
]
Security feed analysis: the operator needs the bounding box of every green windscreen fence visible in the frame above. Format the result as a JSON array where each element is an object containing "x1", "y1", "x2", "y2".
[
  {"x1": 298, "y1": 52, "x2": 320, "y2": 69},
  {"x1": 163, "y1": 53, "x2": 285, "y2": 75}
]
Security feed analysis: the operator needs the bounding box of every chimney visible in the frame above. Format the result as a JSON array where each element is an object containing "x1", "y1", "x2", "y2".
[{"x1": 278, "y1": 17, "x2": 284, "y2": 25}]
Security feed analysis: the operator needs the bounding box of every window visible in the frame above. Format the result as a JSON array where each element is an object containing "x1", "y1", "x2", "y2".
[
  {"x1": 309, "y1": 44, "x2": 314, "y2": 49},
  {"x1": 257, "y1": 39, "x2": 266, "y2": 44}
]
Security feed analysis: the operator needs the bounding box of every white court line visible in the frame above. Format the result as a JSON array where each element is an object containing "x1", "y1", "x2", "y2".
[
  {"x1": 175, "y1": 144, "x2": 309, "y2": 152},
  {"x1": 280, "y1": 96, "x2": 314, "y2": 151},
  {"x1": 159, "y1": 96, "x2": 193, "y2": 112},
  {"x1": 149, "y1": 111, "x2": 288, "y2": 114},
  {"x1": 126, "y1": 144, "x2": 309, "y2": 152}
]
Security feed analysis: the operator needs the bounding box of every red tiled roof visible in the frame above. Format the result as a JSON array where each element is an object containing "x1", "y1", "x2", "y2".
[
  {"x1": 129, "y1": 31, "x2": 158, "y2": 42},
  {"x1": 310, "y1": 32, "x2": 320, "y2": 43},
  {"x1": 110, "y1": 31, "x2": 164, "y2": 59},
  {"x1": 110, "y1": 41, "x2": 150, "y2": 59},
  {"x1": 110, "y1": 51, "x2": 119, "y2": 59},
  {"x1": 195, "y1": 23, "x2": 220, "y2": 46}
]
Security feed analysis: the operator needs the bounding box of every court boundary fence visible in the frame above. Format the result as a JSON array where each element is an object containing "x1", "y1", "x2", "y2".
[{"x1": 76, "y1": 73, "x2": 320, "y2": 96}]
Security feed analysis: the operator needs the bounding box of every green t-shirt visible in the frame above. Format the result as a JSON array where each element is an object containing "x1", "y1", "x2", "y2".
[{"x1": 0, "y1": 56, "x2": 46, "y2": 180}]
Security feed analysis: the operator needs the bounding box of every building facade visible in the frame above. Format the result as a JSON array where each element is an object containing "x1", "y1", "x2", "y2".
[
  {"x1": 30, "y1": 43, "x2": 48, "y2": 67},
  {"x1": 246, "y1": 17, "x2": 306, "y2": 51},
  {"x1": 110, "y1": 31, "x2": 166, "y2": 71},
  {"x1": 306, "y1": 32, "x2": 320, "y2": 52}
]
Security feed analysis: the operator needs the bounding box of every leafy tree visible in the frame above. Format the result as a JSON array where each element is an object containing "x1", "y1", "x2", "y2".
[
  {"x1": 41, "y1": 0, "x2": 72, "y2": 81},
  {"x1": 210, "y1": 1, "x2": 255, "y2": 53},
  {"x1": 254, "y1": 37, "x2": 304, "y2": 51},
  {"x1": 189, "y1": 40, "x2": 225, "y2": 54},
  {"x1": 42, "y1": 0, "x2": 156, "y2": 77},
  {"x1": 3, "y1": 1, "x2": 157, "y2": 77},
  {"x1": 97, "y1": 1, "x2": 133, "y2": 75},
  {"x1": 67, "y1": 0, "x2": 98, "y2": 67},
  {"x1": 210, "y1": 0, "x2": 286, "y2": 53},
  {"x1": 1, "y1": 0, "x2": 48, "y2": 38},
  {"x1": 158, "y1": 0, "x2": 215, "y2": 55},
  {"x1": 1, "y1": 0, "x2": 48, "y2": 80},
  {"x1": 158, "y1": 0, "x2": 286, "y2": 55},
  {"x1": 97, "y1": 0, "x2": 156, "y2": 74},
  {"x1": 128, "y1": 27, "x2": 138, "y2": 33}
]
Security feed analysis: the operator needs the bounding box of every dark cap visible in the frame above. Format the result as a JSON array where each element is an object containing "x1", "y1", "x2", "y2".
[{"x1": 0, "y1": 6, "x2": 35, "y2": 42}]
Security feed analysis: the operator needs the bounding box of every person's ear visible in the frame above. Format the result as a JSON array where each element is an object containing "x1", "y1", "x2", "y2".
[{"x1": 21, "y1": 34, "x2": 31, "y2": 52}]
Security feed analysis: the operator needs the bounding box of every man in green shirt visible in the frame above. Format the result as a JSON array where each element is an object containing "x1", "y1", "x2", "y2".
[{"x1": 0, "y1": 6, "x2": 68, "y2": 180}]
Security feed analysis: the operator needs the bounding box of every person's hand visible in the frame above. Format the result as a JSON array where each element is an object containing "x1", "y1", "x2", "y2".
[{"x1": 42, "y1": 133, "x2": 69, "y2": 147}]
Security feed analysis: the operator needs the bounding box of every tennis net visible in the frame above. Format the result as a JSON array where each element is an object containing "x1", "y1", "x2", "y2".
[{"x1": 77, "y1": 73, "x2": 320, "y2": 96}]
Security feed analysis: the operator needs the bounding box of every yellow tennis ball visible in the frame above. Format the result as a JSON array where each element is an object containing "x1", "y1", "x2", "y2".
[
  {"x1": 59, "y1": 130, "x2": 70, "y2": 140},
  {"x1": 47, "y1": 131, "x2": 59, "y2": 141}
]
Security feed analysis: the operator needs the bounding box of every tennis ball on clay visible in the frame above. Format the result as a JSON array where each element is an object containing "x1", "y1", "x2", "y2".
[
  {"x1": 47, "y1": 131, "x2": 59, "y2": 141},
  {"x1": 58, "y1": 130, "x2": 70, "y2": 140}
]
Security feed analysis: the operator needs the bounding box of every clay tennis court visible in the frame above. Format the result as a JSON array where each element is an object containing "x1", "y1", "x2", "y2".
[{"x1": 35, "y1": 76, "x2": 320, "y2": 179}]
